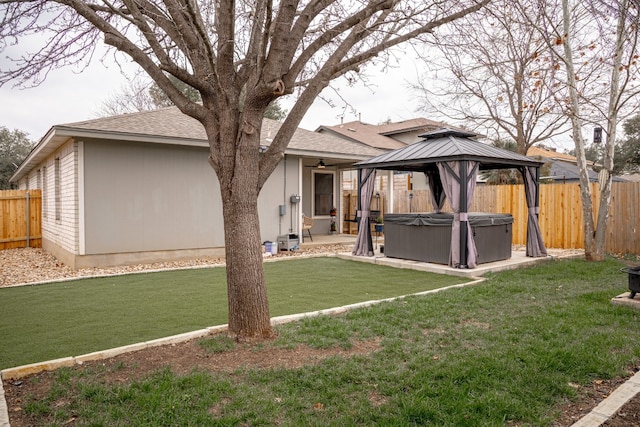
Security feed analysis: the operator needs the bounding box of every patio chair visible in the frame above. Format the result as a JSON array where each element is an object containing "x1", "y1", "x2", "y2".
[{"x1": 302, "y1": 214, "x2": 314, "y2": 242}]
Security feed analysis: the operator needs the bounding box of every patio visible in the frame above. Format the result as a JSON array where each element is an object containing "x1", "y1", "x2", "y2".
[{"x1": 302, "y1": 233, "x2": 584, "y2": 279}]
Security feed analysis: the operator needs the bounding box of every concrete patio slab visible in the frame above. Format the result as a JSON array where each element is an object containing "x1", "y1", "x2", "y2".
[
  {"x1": 611, "y1": 292, "x2": 640, "y2": 310},
  {"x1": 339, "y1": 247, "x2": 584, "y2": 278}
]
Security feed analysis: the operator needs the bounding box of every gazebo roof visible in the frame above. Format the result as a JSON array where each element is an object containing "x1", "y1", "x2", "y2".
[{"x1": 355, "y1": 128, "x2": 543, "y2": 171}]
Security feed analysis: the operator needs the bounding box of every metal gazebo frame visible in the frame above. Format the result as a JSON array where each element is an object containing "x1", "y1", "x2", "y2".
[{"x1": 352, "y1": 129, "x2": 547, "y2": 268}]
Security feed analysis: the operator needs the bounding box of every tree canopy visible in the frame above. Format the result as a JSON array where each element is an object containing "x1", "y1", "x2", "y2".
[
  {"x1": 101, "y1": 74, "x2": 287, "y2": 120},
  {"x1": 415, "y1": 0, "x2": 569, "y2": 155},
  {"x1": 618, "y1": 114, "x2": 640, "y2": 173},
  {"x1": 0, "y1": 126, "x2": 33, "y2": 190}
]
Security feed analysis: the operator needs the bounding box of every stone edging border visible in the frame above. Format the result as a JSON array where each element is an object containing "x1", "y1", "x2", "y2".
[{"x1": 570, "y1": 370, "x2": 640, "y2": 427}]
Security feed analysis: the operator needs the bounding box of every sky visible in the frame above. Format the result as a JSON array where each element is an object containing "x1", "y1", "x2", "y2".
[
  {"x1": 0, "y1": 46, "x2": 424, "y2": 143},
  {"x1": 0, "y1": 41, "x2": 575, "y2": 151}
]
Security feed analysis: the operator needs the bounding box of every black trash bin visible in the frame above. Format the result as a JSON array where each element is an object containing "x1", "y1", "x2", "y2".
[{"x1": 621, "y1": 266, "x2": 640, "y2": 299}]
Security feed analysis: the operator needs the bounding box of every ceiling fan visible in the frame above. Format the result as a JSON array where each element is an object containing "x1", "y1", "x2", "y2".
[{"x1": 305, "y1": 159, "x2": 337, "y2": 168}]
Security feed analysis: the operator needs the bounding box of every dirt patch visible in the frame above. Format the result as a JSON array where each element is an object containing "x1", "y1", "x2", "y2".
[
  {"x1": 550, "y1": 375, "x2": 639, "y2": 426},
  {"x1": 602, "y1": 391, "x2": 640, "y2": 426},
  {"x1": 5, "y1": 335, "x2": 381, "y2": 426}
]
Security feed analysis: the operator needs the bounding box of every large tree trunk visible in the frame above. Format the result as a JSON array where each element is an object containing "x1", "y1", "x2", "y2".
[
  {"x1": 221, "y1": 187, "x2": 273, "y2": 339},
  {"x1": 593, "y1": 0, "x2": 629, "y2": 261},
  {"x1": 208, "y1": 108, "x2": 274, "y2": 340},
  {"x1": 561, "y1": 0, "x2": 597, "y2": 259}
]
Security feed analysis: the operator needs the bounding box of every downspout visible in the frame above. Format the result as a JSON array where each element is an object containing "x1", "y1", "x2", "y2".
[{"x1": 281, "y1": 155, "x2": 286, "y2": 236}]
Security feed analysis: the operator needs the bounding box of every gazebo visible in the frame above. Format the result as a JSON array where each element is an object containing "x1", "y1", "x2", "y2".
[{"x1": 352, "y1": 129, "x2": 547, "y2": 268}]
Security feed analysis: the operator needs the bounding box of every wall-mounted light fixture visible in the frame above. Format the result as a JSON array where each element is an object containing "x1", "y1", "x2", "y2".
[{"x1": 593, "y1": 127, "x2": 603, "y2": 144}]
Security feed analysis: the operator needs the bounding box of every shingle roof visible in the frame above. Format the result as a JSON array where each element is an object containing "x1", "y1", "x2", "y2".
[
  {"x1": 527, "y1": 145, "x2": 626, "y2": 182},
  {"x1": 527, "y1": 146, "x2": 578, "y2": 162},
  {"x1": 316, "y1": 120, "x2": 408, "y2": 150},
  {"x1": 11, "y1": 107, "x2": 386, "y2": 183},
  {"x1": 316, "y1": 118, "x2": 477, "y2": 151},
  {"x1": 376, "y1": 118, "x2": 451, "y2": 136},
  {"x1": 58, "y1": 107, "x2": 384, "y2": 158}
]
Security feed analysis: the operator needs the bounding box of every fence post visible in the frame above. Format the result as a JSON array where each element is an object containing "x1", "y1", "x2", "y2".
[{"x1": 26, "y1": 191, "x2": 30, "y2": 248}]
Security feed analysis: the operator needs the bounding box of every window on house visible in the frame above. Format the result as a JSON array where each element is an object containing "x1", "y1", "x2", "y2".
[
  {"x1": 312, "y1": 170, "x2": 335, "y2": 216},
  {"x1": 54, "y1": 158, "x2": 61, "y2": 221},
  {"x1": 37, "y1": 169, "x2": 41, "y2": 190},
  {"x1": 42, "y1": 166, "x2": 47, "y2": 218}
]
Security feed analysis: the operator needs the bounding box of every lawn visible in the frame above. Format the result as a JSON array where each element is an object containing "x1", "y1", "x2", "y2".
[
  {"x1": 0, "y1": 257, "x2": 466, "y2": 370},
  {"x1": 6, "y1": 257, "x2": 640, "y2": 426}
]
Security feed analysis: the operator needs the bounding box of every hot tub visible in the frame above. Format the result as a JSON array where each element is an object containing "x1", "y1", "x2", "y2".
[{"x1": 383, "y1": 212, "x2": 513, "y2": 265}]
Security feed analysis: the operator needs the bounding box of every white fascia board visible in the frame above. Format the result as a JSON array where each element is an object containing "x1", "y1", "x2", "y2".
[
  {"x1": 10, "y1": 127, "x2": 209, "y2": 183},
  {"x1": 9, "y1": 126, "x2": 59, "y2": 183},
  {"x1": 284, "y1": 148, "x2": 378, "y2": 161},
  {"x1": 52, "y1": 127, "x2": 209, "y2": 148}
]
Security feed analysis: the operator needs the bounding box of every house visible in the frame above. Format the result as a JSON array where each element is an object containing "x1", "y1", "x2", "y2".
[
  {"x1": 526, "y1": 146, "x2": 626, "y2": 183},
  {"x1": 318, "y1": 118, "x2": 478, "y2": 195},
  {"x1": 316, "y1": 117, "x2": 457, "y2": 149},
  {"x1": 10, "y1": 107, "x2": 384, "y2": 268}
]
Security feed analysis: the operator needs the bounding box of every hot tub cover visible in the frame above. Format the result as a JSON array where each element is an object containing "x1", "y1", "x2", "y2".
[{"x1": 383, "y1": 212, "x2": 513, "y2": 227}]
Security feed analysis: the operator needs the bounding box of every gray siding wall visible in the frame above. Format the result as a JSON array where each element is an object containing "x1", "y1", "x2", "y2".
[{"x1": 82, "y1": 139, "x2": 300, "y2": 255}]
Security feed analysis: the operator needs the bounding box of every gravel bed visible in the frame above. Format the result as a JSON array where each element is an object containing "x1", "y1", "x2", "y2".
[{"x1": 0, "y1": 245, "x2": 353, "y2": 288}]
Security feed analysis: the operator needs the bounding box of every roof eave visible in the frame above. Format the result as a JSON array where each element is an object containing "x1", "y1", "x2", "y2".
[
  {"x1": 54, "y1": 126, "x2": 209, "y2": 147},
  {"x1": 10, "y1": 126, "x2": 60, "y2": 183},
  {"x1": 9, "y1": 126, "x2": 211, "y2": 183},
  {"x1": 355, "y1": 155, "x2": 544, "y2": 170},
  {"x1": 285, "y1": 148, "x2": 382, "y2": 162}
]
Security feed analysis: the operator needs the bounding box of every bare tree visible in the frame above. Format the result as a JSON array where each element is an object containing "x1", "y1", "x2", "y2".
[
  {"x1": 99, "y1": 74, "x2": 287, "y2": 120},
  {"x1": 99, "y1": 77, "x2": 157, "y2": 116},
  {"x1": 414, "y1": 0, "x2": 568, "y2": 154},
  {"x1": 0, "y1": 0, "x2": 489, "y2": 339},
  {"x1": 538, "y1": 0, "x2": 640, "y2": 260}
]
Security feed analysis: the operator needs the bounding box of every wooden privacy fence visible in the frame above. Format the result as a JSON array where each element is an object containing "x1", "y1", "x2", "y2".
[
  {"x1": 0, "y1": 190, "x2": 42, "y2": 250},
  {"x1": 344, "y1": 181, "x2": 640, "y2": 254},
  {"x1": 342, "y1": 191, "x2": 387, "y2": 235},
  {"x1": 392, "y1": 182, "x2": 640, "y2": 254}
]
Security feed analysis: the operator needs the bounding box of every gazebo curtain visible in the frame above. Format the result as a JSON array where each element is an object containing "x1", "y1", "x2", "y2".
[
  {"x1": 425, "y1": 169, "x2": 446, "y2": 212},
  {"x1": 521, "y1": 166, "x2": 548, "y2": 257},
  {"x1": 437, "y1": 161, "x2": 479, "y2": 268},
  {"x1": 352, "y1": 168, "x2": 377, "y2": 256}
]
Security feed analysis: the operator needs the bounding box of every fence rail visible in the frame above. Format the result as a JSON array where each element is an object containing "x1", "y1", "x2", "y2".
[
  {"x1": 344, "y1": 181, "x2": 640, "y2": 255},
  {"x1": 0, "y1": 190, "x2": 42, "y2": 250}
]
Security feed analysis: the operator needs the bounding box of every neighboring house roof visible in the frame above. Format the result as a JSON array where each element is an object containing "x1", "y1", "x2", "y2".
[
  {"x1": 541, "y1": 158, "x2": 627, "y2": 182},
  {"x1": 526, "y1": 145, "x2": 626, "y2": 182},
  {"x1": 356, "y1": 129, "x2": 542, "y2": 171},
  {"x1": 526, "y1": 145, "x2": 578, "y2": 162},
  {"x1": 315, "y1": 117, "x2": 463, "y2": 151},
  {"x1": 11, "y1": 107, "x2": 385, "y2": 183},
  {"x1": 621, "y1": 173, "x2": 640, "y2": 182}
]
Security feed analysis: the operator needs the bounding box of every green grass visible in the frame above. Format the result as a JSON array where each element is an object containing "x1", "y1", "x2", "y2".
[
  {"x1": 14, "y1": 257, "x2": 640, "y2": 426},
  {"x1": 0, "y1": 257, "x2": 465, "y2": 369}
]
